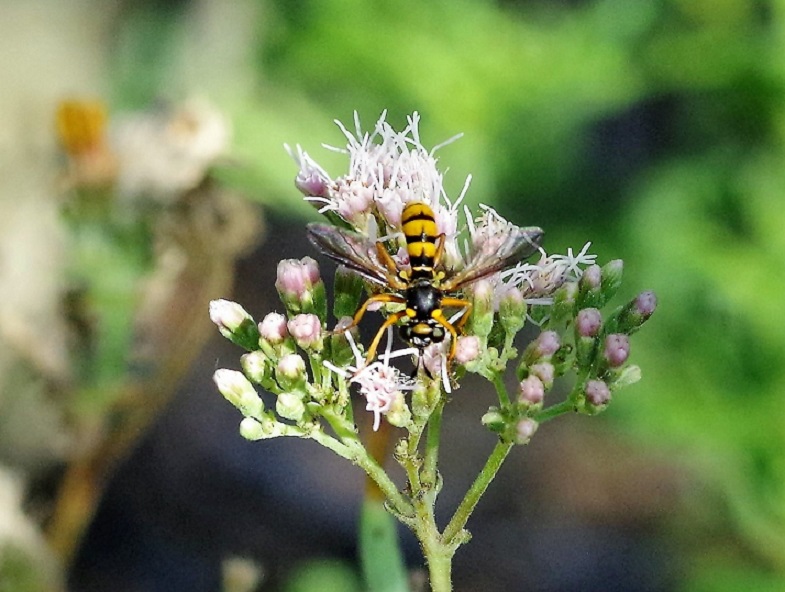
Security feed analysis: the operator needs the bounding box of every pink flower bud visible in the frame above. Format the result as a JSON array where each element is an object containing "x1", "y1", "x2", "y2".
[
  {"x1": 580, "y1": 264, "x2": 602, "y2": 289},
  {"x1": 585, "y1": 379, "x2": 611, "y2": 406},
  {"x1": 287, "y1": 314, "x2": 322, "y2": 349},
  {"x1": 576, "y1": 308, "x2": 602, "y2": 337},
  {"x1": 301, "y1": 256, "x2": 321, "y2": 285},
  {"x1": 422, "y1": 343, "x2": 444, "y2": 377},
  {"x1": 518, "y1": 375, "x2": 545, "y2": 405},
  {"x1": 535, "y1": 331, "x2": 560, "y2": 358},
  {"x1": 604, "y1": 334, "x2": 630, "y2": 367},
  {"x1": 635, "y1": 291, "x2": 657, "y2": 318},
  {"x1": 275, "y1": 257, "x2": 321, "y2": 299},
  {"x1": 515, "y1": 418, "x2": 539, "y2": 445},
  {"x1": 454, "y1": 336, "x2": 481, "y2": 365},
  {"x1": 209, "y1": 299, "x2": 251, "y2": 333},
  {"x1": 529, "y1": 362, "x2": 555, "y2": 389},
  {"x1": 259, "y1": 312, "x2": 288, "y2": 344}
]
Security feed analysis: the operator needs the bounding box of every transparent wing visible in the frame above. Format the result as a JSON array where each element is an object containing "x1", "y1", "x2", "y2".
[
  {"x1": 307, "y1": 223, "x2": 391, "y2": 286},
  {"x1": 441, "y1": 227, "x2": 544, "y2": 291}
]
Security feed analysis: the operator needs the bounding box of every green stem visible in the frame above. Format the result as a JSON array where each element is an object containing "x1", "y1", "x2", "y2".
[
  {"x1": 442, "y1": 439, "x2": 514, "y2": 544},
  {"x1": 310, "y1": 429, "x2": 353, "y2": 459},
  {"x1": 534, "y1": 399, "x2": 575, "y2": 423},
  {"x1": 422, "y1": 397, "x2": 445, "y2": 488},
  {"x1": 317, "y1": 408, "x2": 414, "y2": 518},
  {"x1": 308, "y1": 352, "x2": 323, "y2": 385},
  {"x1": 535, "y1": 369, "x2": 592, "y2": 423},
  {"x1": 350, "y1": 441, "x2": 415, "y2": 519},
  {"x1": 419, "y1": 524, "x2": 453, "y2": 592},
  {"x1": 490, "y1": 372, "x2": 511, "y2": 408}
]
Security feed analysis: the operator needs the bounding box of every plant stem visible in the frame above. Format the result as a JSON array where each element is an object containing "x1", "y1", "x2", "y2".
[
  {"x1": 420, "y1": 528, "x2": 453, "y2": 592},
  {"x1": 350, "y1": 441, "x2": 414, "y2": 519},
  {"x1": 422, "y1": 397, "x2": 445, "y2": 489},
  {"x1": 442, "y1": 439, "x2": 514, "y2": 544},
  {"x1": 534, "y1": 399, "x2": 575, "y2": 423},
  {"x1": 318, "y1": 408, "x2": 414, "y2": 518},
  {"x1": 490, "y1": 372, "x2": 511, "y2": 407}
]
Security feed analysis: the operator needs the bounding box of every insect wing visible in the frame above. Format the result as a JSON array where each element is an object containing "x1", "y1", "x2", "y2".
[
  {"x1": 306, "y1": 223, "x2": 389, "y2": 286},
  {"x1": 442, "y1": 226, "x2": 544, "y2": 291}
]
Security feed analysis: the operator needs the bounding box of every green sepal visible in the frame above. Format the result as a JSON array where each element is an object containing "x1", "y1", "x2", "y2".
[
  {"x1": 226, "y1": 318, "x2": 261, "y2": 351},
  {"x1": 333, "y1": 268, "x2": 365, "y2": 320},
  {"x1": 600, "y1": 259, "x2": 624, "y2": 305}
]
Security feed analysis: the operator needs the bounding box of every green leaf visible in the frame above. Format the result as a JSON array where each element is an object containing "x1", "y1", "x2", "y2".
[{"x1": 359, "y1": 497, "x2": 409, "y2": 592}]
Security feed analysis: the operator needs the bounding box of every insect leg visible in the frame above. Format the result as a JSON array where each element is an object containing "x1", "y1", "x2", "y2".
[
  {"x1": 441, "y1": 297, "x2": 473, "y2": 331},
  {"x1": 374, "y1": 243, "x2": 408, "y2": 290},
  {"x1": 364, "y1": 310, "x2": 407, "y2": 364},
  {"x1": 432, "y1": 234, "x2": 446, "y2": 267},
  {"x1": 335, "y1": 293, "x2": 406, "y2": 334},
  {"x1": 430, "y1": 308, "x2": 460, "y2": 362}
]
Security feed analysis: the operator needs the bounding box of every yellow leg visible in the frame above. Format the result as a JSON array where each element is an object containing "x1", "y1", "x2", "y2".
[
  {"x1": 364, "y1": 310, "x2": 406, "y2": 364},
  {"x1": 430, "y1": 309, "x2": 460, "y2": 361},
  {"x1": 338, "y1": 293, "x2": 406, "y2": 333},
  {"x1": 375, "y1": 242, "x2": 407, "y2": 290},
  {"x1": 441, "y1": 297, "x2": 472, "y2": 331}
]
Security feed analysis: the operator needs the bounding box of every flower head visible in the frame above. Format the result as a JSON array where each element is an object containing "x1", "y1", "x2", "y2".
[
  {"x1": 323, "y1": 329, "x2": 416, "y2": 430},
  {"x1": 288, "y1": 111, "x2": 464, "y2": 240}
]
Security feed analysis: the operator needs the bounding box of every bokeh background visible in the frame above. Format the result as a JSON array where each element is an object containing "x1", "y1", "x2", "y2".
[{"x1": 1, "y1": 1, "x2": 783, "y2": 591}]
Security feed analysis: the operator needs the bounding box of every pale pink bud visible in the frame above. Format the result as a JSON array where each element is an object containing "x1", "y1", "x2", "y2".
[
  {"x1": 635, "y1": 291, "x2": 657, "y2": 318},
  {"x1": 422, "y1": 343, "x2": 444, "y2": 376},
  {"x1": 277, "y1": 353, "x2": 306, "y2": 380},
  {"x1": 576, "y1": 308, "x2": 602, "y2": 337},
  {"x1": 287, "y1": 314, "x2": 322, "y2": 349},
  {"x1": 301, "y1": 256, "x2": 321, "y2": 285},
  {"x1": 604, "y1": 334, "x2": 630, "y2": 367},
  {"x1": 535, "y1": 331, "x2": 560, "y2": 358},
  {"x1": 581, "y1": 264, "x2": 602, "y2": 289},
  {"x1": 275, "y1": 257, "x2": 321, "y2": 299},
  {"x1": 518, "y1": 375, "x2": 545, "y2": 405},
  {"x1": 515, "y1": 418, "x2": 539, "y2": 444},
  {"x1": 585, "y1": 379, "x2": 611, "y2": 406},
  {"x1": 259, "y1": 312, "x2": 288, "y2": 344},
  {"x1": 454, "y1": 336, "x2": 481, "y2": 365},
  {"x1": 209, "y1": 299, "x2": 251, "y2": 333},
  {"x1": 529, "y1": 362, "x2": 555, "y2": 389},
  {"x1": 295, "y1": 170, "x2": 330, "y2": 197}
]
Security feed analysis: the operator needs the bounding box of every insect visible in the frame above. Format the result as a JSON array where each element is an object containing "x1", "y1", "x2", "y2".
[{"x1": 307, "y1": 202, "x2": 544, "y2": 366}]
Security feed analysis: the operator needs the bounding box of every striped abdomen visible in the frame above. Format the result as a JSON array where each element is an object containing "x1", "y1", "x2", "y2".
[{"x1": 401, "y1": 202, "x2": 439, "y2": 276}]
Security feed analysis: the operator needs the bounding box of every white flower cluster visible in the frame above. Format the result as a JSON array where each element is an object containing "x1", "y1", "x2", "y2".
[
  {"x1": 289, "y1": 111, "x2": 596, "y2": 307},
  {"x1": 287, "y1": 111, "x2": 464, "y2": 239},
  {"x1": 324, "y1": 328, "x2": 417, "y2": 431}
]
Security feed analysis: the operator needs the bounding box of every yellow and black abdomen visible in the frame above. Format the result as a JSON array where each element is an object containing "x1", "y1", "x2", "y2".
[{"x1": 401, "y1": 202, "x2": 439, "y2": 274}]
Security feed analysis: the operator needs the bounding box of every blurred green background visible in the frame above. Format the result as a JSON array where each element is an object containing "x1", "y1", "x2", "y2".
[{"x1": 2, "y1": 0, "x2": 784, "y2": 590}]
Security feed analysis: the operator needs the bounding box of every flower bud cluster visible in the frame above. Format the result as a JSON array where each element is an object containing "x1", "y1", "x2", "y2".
[
  {"x1": 558, "y1": 262, "x2": 656, "y2": 415},
  {"x1": 479, "y1": 256, "x2": 656, "y2": 443},
  {"x1": 208, "y1": 258, "x2": 338, "y2": 439}
]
